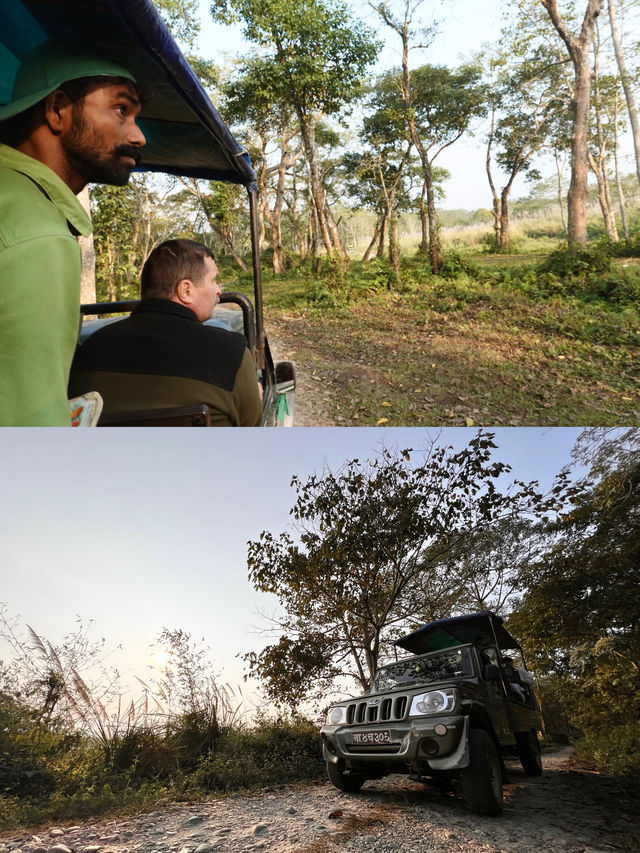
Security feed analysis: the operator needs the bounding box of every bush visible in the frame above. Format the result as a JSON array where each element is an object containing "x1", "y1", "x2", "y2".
[
  {"x1": 575, "y1": 724, "x2": 640, "y2": 775},
  {"x1": 109, "y1": 728, "x2": 176, "y2": 780},
  {"x1": 438, "y1": 250, "x2": 480, "y2": 280},
  {"x1": 166, "y1": 709, "x2": 220, "y2": 770},
  {"x1": 536, "y1": 243, "x2": 615, "y2": 279},
  {"x1": 184, "y1": 715, "x2": 323, "y2": 794},
  {"x1": 346, "y1": 258, "x2": 395, "y2": 293}
]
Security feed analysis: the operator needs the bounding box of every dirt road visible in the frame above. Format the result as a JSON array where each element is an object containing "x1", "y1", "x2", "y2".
[{"x1": 2, "y1": 748, "x2": 638, "y2": 853}]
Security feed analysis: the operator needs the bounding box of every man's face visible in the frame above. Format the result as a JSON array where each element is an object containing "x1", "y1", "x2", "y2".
[
  {"x1": 191, "y1": 256, "x2": 221, "y2": 322},
  {"x1": 61, "y1": 79, "x2": 146, "y2": 185}
]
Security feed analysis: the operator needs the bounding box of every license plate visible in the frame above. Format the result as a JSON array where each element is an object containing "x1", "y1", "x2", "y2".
[{"x1": 351, "y1": 730, "x2": 391, "y2": 745}]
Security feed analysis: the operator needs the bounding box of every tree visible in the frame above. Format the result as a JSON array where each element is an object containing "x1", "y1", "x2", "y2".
[
  {"x1": 244, "y1": 433, "x2": 572, "y2": 707},
  {"x1": 484, "y1": 40, "x2": 569, "y2": 251},
  {"x1": 222, "y1": 54, "x2": 303, "y2": 273},
  {"x1": 539, "y1": 0, "x2": 604, "y2": 247},
  {"x1": 509, "y1": 430, "x2": 640, "y2": 771},
  {"x1": 587, "y1": 24, "x2": 620, "y2": 241},
  {"x1": 409, "y1": 63, "x2": 487, "y2": 267},
  {"x1": 344, "y1": 70, "x2": 415, "y2": 273},
  {"x1": 372, "y1": 0, "x2": 486, "y2": 271},
  {"x1": 211, "y1": 0, "x2": 378, "y2": 261},
  {"x1": 607, "y1": 0, "x2": 640, "y2": 190}
]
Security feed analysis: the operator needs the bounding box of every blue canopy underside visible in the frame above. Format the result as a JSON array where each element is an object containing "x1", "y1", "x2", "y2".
[{"x1": 0, "y1": 0, "x2": 256, "y2": 185}]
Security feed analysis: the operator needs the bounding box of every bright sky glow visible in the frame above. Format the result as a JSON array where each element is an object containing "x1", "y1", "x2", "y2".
[{"x1": 1, "y1": 427, "x2": 585, "y2": 709}]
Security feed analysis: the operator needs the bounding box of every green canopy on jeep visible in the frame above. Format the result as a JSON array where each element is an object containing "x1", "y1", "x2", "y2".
[{"x1": 395, "y1": 612, "x2": 521, "y2": 655}]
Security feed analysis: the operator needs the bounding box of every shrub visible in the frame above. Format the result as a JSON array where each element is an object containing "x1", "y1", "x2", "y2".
[
  {"x1": 575, "y1": 724, "x2": 640, "y2": 775},
  {"x1": 536, "y1": 243, "x2": 615, "y2": 279},
  {"x1": 166, "y1": 709, "x2": 220, "y2": 770},
  {"x1": 109, "y1": 727, "x2": 176, "y2": 780},
  {"x1": 438, "y1": 250, "x2": 480, "y2": 280},
  {"x1": 183, "y1": 715, "x2": 323, "y2": 794}
]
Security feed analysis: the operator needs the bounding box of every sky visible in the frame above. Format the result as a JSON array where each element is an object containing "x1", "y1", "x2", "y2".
[
  {"x1": 195, "y1": 0, "x2": 638, "y2": 211},
  {"x1": 0, "y1": 426, "x2": 587, "y2": 711}
]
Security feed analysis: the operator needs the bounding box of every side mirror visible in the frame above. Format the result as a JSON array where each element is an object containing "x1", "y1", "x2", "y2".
[
  {"x1": 275, "y1": 360, "x2": 296, "y2": 394},
  {"x1": 485, "y1": 664, "x2": 501, "y2": 681}
]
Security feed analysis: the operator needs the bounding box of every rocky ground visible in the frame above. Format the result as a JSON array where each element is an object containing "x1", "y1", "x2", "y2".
[{"x1": 2, "y1": 749, "x2": 639, "y2": 853}]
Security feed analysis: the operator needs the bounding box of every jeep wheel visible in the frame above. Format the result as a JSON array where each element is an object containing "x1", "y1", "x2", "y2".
[
  {"x1": 460, "y1": 729, "x2": 503, "y2": 816},
  {"x1": 517, "y1": 731, "x2": 543, "y2": 776},
  {"x1": 326, "y1": 760, "x2": 366, "y2": 792}
]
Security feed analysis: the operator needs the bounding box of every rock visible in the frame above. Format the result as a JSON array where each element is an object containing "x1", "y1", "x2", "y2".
[
  {"x1": 251, "y1": 824, "x2": 268, "y2": 836},
  {"x1": 46, "y1": 846, "x2": 72, "y2": 853}
]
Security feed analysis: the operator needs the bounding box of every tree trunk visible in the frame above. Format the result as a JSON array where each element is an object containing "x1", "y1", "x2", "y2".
[
  {"x1": 540, "y1": 0, "x2": 604, "y2": 247},
  {"x1": 589, "y1": 149, "x2": 618, "y2": 240},
  {"x1": 499, "y1": 187, "x2": 510, "y2": 252},
  {"x1": 590, "y1": 26, "x2": 618, "y2": 242},
  {"x1": 485, "y1": 105, "x2": 502, "y2": 250},
  {"x1": 362, "y1": 219, "x2": 382, "y2": 262},
  {"x1": 77, "y1": 187, "x2": 96, "y2": 305},
  {"x1": 388, "y1": 212, "x2": 400, "y2": 280},
  {"x1": 270, "y1": 148, "x2": 289, "y2": 274},
  {"x1": 287, "y1": 174, "x2": 306, "y2": 260},
  {"x1": 377, "y1": 208, "x2": 389, "y2": 259},
  {"x1": 418, "y1": 181, "x2": 428, "y2": 254},
  {"x1": 325, "y1": 201, "x2": 347, "y2": 258},
  {"x1": 613, "y1": 96, "x2": 630, "y2": 242},
  {"x1": 608, "y1": 0, "x2": 640, "y2": 189},
  {"x1": 423, "y1": 159, "x2": 442, "y2": 274},
  {"x1": 568, "y1": 47, "x2": 594, "y2": 246},
  {"x1": 296, "y1": 109, "x2": 338, "y2": 258},
  {"x1": 554, "y1": 150, "x2": 568, "y2": 234}
]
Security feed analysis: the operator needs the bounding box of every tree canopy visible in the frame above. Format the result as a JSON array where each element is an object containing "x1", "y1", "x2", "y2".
[{"x1": 244, "y1": 432, "x2": 573, "y2": 706}]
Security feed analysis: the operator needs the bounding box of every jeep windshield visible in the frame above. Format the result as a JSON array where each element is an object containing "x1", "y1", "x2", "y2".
[{"x1": 372, "y1": 647, "x2": 474, "y2": 693}]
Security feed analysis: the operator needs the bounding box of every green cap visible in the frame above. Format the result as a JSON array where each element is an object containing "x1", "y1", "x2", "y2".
[{"x1": 0, "y1": 40, "x2": 137, "y2": 122}]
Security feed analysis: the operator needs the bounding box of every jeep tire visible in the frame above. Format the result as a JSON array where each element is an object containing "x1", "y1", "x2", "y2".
[
  {"x1": 326, "y1": 759, "x2": 366, "y2": 792},
  {"x1": 460, "y1": 729, "x2": 503, "y2": 815},
  {"x1": 516, "y1": 730, "x2": 543, "y2": 776}
]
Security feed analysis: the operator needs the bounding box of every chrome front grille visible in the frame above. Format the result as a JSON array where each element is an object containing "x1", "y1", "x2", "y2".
[{"x1": 346, "y1": 694, "x2": 408, "y2": 725}]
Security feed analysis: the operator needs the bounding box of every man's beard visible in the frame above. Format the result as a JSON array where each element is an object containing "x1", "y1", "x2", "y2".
[{"x1": 62, "y1": 108, "x2": 140, "y2": 186}]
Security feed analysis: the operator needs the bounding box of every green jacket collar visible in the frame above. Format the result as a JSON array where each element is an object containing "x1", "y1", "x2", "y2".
[{"x1": 0, "y1": 143, "x2": 93, "y2": 237}]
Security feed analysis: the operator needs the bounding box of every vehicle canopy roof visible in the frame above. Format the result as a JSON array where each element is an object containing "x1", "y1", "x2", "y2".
[
  {"x1": 0, "y1": 0, "x2": 256, "y2": 184},
  {"x1": 395, "y1": 611, "x2": 522, "y2": 656}
]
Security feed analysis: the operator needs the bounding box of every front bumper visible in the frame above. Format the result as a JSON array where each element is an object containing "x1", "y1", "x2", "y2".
[{"x1": 321, "y1": 714, "x2": 470, "y2": 772}]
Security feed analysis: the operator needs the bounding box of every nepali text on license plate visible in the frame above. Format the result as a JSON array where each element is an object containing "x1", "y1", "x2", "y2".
[{"x1": 351, "y1": 730, "x2": 391, "y2": 745}]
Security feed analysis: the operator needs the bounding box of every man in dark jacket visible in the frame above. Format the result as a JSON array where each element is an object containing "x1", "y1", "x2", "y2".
[{"x1": 68, "y1": 239, "x2": 263, "y2": 426}]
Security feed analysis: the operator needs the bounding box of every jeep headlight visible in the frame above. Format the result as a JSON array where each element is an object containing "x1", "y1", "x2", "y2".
[
  {"x1": 326, "y1": 706, "x2": 347, "y2": 725},
  {"x1": 409, "y1": 688, "x2": 456, "y2": 716}
]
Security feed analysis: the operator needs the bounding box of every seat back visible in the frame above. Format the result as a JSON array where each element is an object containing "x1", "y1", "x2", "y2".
[{"x1": 99, "y1": 404, "x2": 211, "y2": 427}]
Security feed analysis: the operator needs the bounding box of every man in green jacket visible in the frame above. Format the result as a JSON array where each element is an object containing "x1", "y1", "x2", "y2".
[{"x1": 0, "y1": 40, "x2": 145, "y2": 425}]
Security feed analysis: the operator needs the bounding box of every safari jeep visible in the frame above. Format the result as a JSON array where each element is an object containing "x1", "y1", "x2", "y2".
[
  {"x1": 2, "y1": 0, "x2": 295, "y2": 426},
  {"x1": 320, "y1": 612, "x2": 543, "y2": 816}
]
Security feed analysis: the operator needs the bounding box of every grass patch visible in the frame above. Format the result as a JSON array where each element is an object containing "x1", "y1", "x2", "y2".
[
  {"x1": 0, "y1": 711, "x2": 324, "y2": 832},
  {"x1": 261, "y1": 251, "x2": 639, "y2": 426}
]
